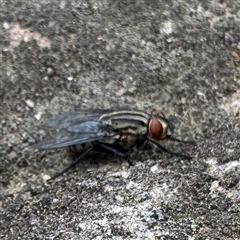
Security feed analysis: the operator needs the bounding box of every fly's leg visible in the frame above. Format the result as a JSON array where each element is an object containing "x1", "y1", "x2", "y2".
[
  {"x1": 148, "y1": 139, "x2": 192, "y2": 160},
  {"x1": 98, "y1": 143, "x2": 133, "y2": 166},
  {"x1": 167, "y1": 137, "x2": 196, "y2": 145},
  {"x1": 49, "y1": 146, "x2": 93, "y2": 181},
  {"x1": 136, "y1": 138, "x2": 148, "y2": 149}
]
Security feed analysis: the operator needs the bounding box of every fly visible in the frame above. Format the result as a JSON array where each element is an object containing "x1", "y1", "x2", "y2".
[{"x1": 35, "y1": 109, "x2": 194, "y2": 179}]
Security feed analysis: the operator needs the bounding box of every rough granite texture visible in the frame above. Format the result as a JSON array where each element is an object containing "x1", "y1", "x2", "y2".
[{"x1": 1, "y1": 0, "x2": 240, "y2": 239}]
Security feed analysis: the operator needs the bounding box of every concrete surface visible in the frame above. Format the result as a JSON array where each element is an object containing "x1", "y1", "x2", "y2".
[{"x1": 1, "y1": 0, "x2": 240, "y2": 239}]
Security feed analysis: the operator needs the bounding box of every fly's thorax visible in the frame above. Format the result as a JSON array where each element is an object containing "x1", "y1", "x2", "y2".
[{"x1": 99, "y1": 110, "x2": 149, "y2": 137}]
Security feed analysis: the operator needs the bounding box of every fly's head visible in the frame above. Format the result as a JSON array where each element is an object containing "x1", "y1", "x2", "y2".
[{"x1": 148, "y1": 110, "x2": 173, "y2": 141}]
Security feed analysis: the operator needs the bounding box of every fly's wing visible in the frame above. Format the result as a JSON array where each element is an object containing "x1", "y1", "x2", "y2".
[
  {"x1": 45, "y1": 109, "x2": 113, "y2": 129},
  {"x1": 35, "y1": 110, "x2": 116, "y2": 149}
]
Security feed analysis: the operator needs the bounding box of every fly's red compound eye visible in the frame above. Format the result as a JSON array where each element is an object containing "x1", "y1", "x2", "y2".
[{"x1": 149, "y1": 119, "x2": 163, "y2": 140}]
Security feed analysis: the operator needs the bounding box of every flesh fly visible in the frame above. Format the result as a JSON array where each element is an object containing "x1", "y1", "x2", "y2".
[{"x1": 36, "y1": 109, "x2": 193, "y2": 179}]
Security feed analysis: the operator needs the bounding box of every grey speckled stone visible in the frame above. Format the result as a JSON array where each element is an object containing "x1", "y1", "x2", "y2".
[{"x1": 1, "y1": 0, "x2": 240, "y2": 239}]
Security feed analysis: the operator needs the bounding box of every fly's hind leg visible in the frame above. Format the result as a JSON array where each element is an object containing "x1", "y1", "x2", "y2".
[{"x1": 49, "y1": 146, "x2": 93, "y2": 181}]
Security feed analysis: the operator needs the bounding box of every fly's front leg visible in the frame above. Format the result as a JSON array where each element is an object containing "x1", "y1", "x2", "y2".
[{"x1": 148, "y1": 138, "x2": 192, "y2": 159}]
